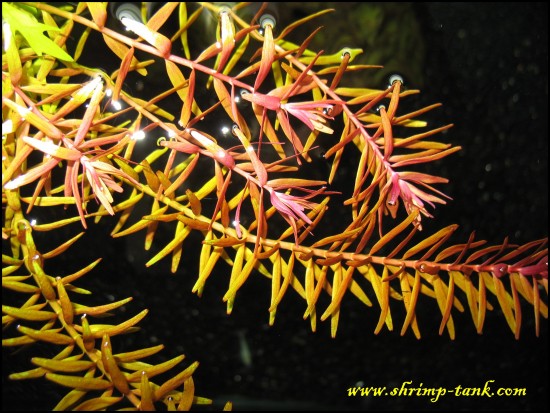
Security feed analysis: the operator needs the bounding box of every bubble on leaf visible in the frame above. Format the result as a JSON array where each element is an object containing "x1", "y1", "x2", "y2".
[
  {"x1": 259, "y1": 14, "x2": 276, "y2": 31},
  {"x1": 341, "y1": 47, "x2": 352, "y2": 59},
  {"x1": 131, "y1": 130, "x2": 146, "y2": 141},
  {"x1": 111, "y1": 100, "x2": 122, "y2": 111},
  {"x1": 388, "y1": 73, "x2": 405, "y2": 88},
  {"x1": 376, "y1": 104, "x2": 386, "y2": 113},
  {"x1": 115, "y1": 3, "x2": 141, "y2": 23},
  {"x1": 218, "y1": 6, "x2": 231, "y2": 17}
]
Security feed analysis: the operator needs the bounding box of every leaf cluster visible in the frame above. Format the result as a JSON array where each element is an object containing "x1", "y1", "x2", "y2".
[{"x1": 2, "y1": 2, "x2": 547, "y2": 410}]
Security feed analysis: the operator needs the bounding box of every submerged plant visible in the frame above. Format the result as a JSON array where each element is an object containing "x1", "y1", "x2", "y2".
[{"x1": 2, "y1": 2, "x2": 547, "y2": 410}]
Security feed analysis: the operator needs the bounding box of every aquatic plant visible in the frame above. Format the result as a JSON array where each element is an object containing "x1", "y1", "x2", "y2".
[{"x1": 2, "y1": 2, "x2": 547, "y2": 410}]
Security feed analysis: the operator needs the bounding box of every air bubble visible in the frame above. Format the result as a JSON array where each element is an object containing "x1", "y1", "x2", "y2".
[
  {"x1": 131, "y1": 130, "x2": 146, "y2": 141},
  {"x1": 388, "y1": 73, "x2": 404, "y2": 88},
  {"x1": 376, "y1": 105, "x2": 386, "y2": 113},
  {"x1": 111, "y1": 100, "x2": 122, "y2": 111},
  {"x1": 115, "y1": 3, "x2": 141, "y2": 23},
  {"x1": 218, "y1": 6, "x2": 231, "y2": 17},
  {"x1": 259, "y1": 14, "x2": 276, "y2": 30},
  {"x1": 341, "y1": 47, "x2": 352, "y2": 59},
  {"x1": 26, "y1": 252, "x2": 44, "y2": 269},
  {"x1": 17, "y1": 220, "x2": 31, "y2": 232}
]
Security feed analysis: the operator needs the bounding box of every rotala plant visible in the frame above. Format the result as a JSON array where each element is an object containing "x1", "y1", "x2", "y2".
[{"x1": 2, "y1": 2, "x2": 547, "y2": 411}]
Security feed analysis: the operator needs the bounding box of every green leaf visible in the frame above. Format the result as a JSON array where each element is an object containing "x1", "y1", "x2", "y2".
[{"x1": 2, "y1": 3, "x2": 74, "y2": 62}]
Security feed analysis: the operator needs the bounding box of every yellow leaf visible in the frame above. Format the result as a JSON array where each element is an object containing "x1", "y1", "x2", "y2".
[
  {"x1": 154, "y1": 361, "x2": 199, "y2": 401},
  {"x1": 126, "y1": 354, "x2": 186, "y2": 382},
  {"x1": 31, "y1": 358, "x2": 94, "y2": 373},
  {"x1": 17, "y1": 325, "x2": 74, "y2": 345},
  {"x1": 46, "y1": 373, "x2": 112, "y2": 390},
  {"x1": 74, "y1": 396, "x2": 123, "y2": 411}
]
